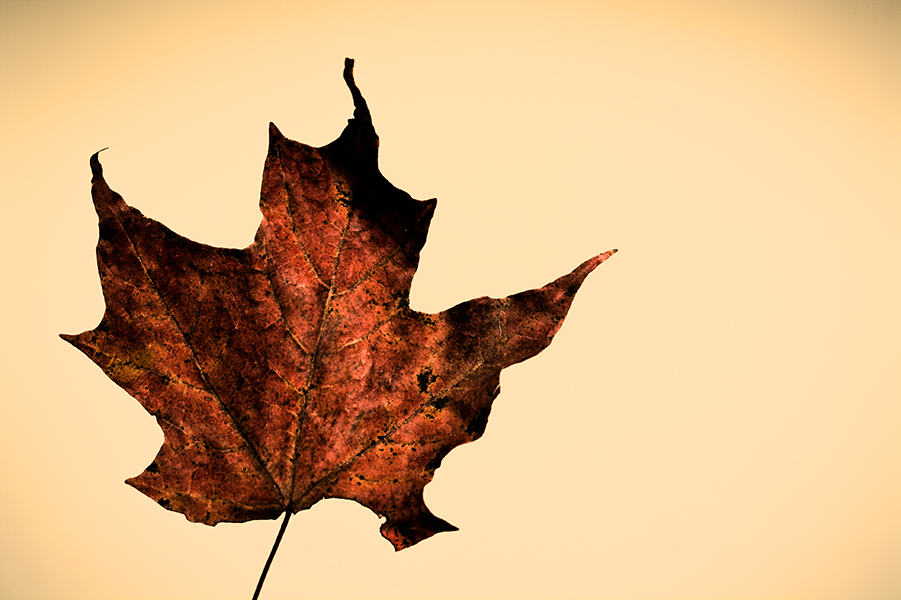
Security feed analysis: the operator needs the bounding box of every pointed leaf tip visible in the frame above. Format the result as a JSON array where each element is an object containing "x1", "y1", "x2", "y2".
[{"x1": 580, "y1": 248, "x2": 618, "y2": 274}]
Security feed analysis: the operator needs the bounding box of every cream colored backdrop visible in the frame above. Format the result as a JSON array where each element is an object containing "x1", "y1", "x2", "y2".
[{"x1": 1, "y1": 1, "x2": 899, "y2": 599}]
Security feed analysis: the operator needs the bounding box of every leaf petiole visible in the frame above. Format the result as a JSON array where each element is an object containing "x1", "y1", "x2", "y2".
[{"x1": 252, "y1": 509, "x2": 292, "y2": 600}]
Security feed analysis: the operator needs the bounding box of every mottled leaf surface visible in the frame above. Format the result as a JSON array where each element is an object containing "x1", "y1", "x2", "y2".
[{"x1": 62, "y1": 59, "x2": 616, "y2": 550}]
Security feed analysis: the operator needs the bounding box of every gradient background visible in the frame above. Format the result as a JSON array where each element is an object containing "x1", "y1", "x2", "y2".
[{"x1": 1, "y1": 1, "x2": 899, "y2": 599}]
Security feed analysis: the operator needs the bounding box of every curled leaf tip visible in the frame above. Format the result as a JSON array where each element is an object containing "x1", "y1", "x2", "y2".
[
  {"x1": 343, "y1": 57, "x2": 357, "y2": 96},
  {"x1": 89, "y1": 147, "x2": 108, "y2": 181},
  {"x1": 342, "y1": 57, "x2": 371, "y2": 126}
]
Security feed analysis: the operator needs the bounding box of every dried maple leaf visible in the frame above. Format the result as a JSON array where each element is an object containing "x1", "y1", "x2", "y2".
[{"x1": 62, "y1": 59, "x2": 616, "y2": 557}]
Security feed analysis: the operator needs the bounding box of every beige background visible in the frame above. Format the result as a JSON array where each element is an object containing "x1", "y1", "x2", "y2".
[{"x1": 1, "y1": 1, "x2": 899, "y2": 599}]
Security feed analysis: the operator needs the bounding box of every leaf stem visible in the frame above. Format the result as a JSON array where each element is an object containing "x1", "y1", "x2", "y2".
[{"x1": 251, "y1": 509, "x2": 292, "y2": 600}]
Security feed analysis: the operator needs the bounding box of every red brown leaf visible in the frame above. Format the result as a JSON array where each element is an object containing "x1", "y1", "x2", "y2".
[{"x1": 61, "y1": 59, "x2": 616, "y2": 551}]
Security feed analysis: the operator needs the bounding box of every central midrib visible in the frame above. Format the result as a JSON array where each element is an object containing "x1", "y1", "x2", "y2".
[{"x1": 283, "y1": 147, "x2": 352, "y2": 507}]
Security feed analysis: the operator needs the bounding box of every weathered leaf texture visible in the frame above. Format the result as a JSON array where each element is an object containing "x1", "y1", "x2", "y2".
[{"x1": 62, "y1": 59, "x2": 616, "y2": 549}]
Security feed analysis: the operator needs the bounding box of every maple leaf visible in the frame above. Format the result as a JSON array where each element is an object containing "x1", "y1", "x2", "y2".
[{"x1": 61, "y1": 59, "x2": 616, "y2": 554}]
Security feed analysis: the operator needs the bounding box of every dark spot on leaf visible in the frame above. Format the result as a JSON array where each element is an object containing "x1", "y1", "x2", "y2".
[
  {"x1": 417, "y1": 367, "x2": 437, "y2": 393},
  {"x1": 430, "y1": 395, "x2": 451, "y2": 409}
]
